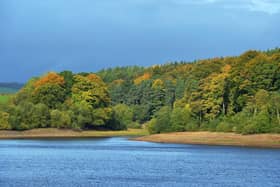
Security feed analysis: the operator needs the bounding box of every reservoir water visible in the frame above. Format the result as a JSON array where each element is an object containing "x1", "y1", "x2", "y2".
[{"x1": 0, "y1": 137, "x2": 279, "y2": 187}]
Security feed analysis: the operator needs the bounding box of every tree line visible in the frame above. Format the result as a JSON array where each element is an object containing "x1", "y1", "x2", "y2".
[
  {"x1": 0, "y1": 72, "x2": 134, "y2": 130},
  {"x1": 0, "y1": 48, "x2": 280, "y2": 134}
]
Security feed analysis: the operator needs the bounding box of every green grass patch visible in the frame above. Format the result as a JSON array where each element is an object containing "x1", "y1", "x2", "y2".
[
  {"x1": 0, "y1": 128, "x2": 149, "y2": 139},
  {"x1": 0, "y1": 95, "x2": 12, "y2": 105}
]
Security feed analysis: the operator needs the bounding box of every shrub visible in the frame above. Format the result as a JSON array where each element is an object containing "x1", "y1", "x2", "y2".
[
  {"x1": 216, "y1": 122, "x2": 233, "y2": 132},
  {"x1": 242, "y1": 124, "x2": 259, "y2": 135},
  {"x1": 127, "y1": 121, "x2": 141, "y2": 129}
]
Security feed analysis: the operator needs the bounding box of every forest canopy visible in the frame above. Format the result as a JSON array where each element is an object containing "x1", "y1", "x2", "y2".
[{"x1": 1, "y1": 48, "x2": 280, "y2": 134}]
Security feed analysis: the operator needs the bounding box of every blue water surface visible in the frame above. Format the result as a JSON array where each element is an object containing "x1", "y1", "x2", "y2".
[{"x1": 0, "y1": 137, "x2": 279, "y2": 187}]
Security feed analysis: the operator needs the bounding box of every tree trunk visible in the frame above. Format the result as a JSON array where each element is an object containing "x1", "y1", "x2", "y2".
[
  {"x1": 254, "y1": 108, "x2": 257, "y2": 117},
  {"x1": 199, "y1": 111, "x2": 202, "y2": 126},
  {"x1": 222, "y1": 102, "x2": 225, "y2": 115},
  {"x1": 277, "y1": 108, "x2": 280, "y2": 125}
]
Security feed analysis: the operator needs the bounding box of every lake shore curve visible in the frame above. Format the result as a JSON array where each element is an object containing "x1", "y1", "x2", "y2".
[{"x1": 133, "y1": 131, "x2": 280, "y2": 148}]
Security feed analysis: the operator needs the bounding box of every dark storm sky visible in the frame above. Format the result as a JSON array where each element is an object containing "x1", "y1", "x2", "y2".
[{"x1": 0, "y1": 0, "x2": 279, "y2": 82}]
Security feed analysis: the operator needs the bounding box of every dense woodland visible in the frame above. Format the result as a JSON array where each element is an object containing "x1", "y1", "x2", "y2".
[{"x1": 1, "y1": 48, "x2": 280, "y2": 134}]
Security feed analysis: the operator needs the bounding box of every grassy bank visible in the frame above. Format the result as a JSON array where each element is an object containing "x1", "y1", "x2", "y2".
[
  {"x1": 0, "y1": 128, "x2": 148, "y2": 139},
  {"x1": 134, "y1": 132, "x2": 280, "y2": 148}
]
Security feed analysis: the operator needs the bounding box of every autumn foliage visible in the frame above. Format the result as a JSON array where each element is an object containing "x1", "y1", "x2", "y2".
[
  {"x1": 134, "y1": 73, "x2": 152, "y2": 85},
  {"x1": 34, "y1": 72, "x2": 65, "y2": 88},
  {"x1": 1, "y1": 48, "x2": 280, "y2": 134},
  {"x1": 87, "y1": 74, "x2": 103, "y2": 84}
]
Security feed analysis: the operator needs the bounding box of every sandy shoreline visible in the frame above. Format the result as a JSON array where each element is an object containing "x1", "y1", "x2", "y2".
[
  {"x1": 0, "y1": 128, "x2": 148, "y2": 139},
  {"x1": 133, "y1": 131, "x2": 280, "y2": 148}
]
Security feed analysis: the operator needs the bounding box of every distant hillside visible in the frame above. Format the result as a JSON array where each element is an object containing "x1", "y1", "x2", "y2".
[{"x1": 0, "y1": 83, "x2": 24, "y2": 93}]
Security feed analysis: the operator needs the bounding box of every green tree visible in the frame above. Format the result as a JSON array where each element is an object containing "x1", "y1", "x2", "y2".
[
  {"x1": 60, "y1": 71, "x2": 74, "y2": 96},
  {"x1": 148, "y1": 106, "x2": 172, "y2": 134},
  {"x1": 112, "y1": 104, "x2": 133, "y2": 128},
  {"x1": 170, "y1": 104, "x2": 194, "y2": 131},
  {"x1": 0, "y1": 112, "x2": 11, "y2": 130},
  {"x1": 72, "y1": 74, "x2": 110, "y2": 108},
  {"x1": 30, "y1": 103, "x2": 50, "y2": 128},
  {"x1": 51, "y1": 110, "x2": 72, "y2": 128},
  {"x1": 270, "y1": 92, "x2": 280, "y2": 125},
  {"x1": 248, "y1": 89, "x2": 269, "y2": 116},
  {"x1": 200, "y1": 65, "x2": 231, "y2": 120},
  {"x1": 13, "y1": 78, "x2": 37, "y2": 105},
  {"x1": 70, "y1": 102, "x2": 93, "y2": 129},
  {"x1": 32, "y1": 84, "x2": 67, "y2": 109},
  {"x1": 92, "y1": 107, "x2": 112, "y2": 127},
  {"x1": 242, "y1": 111, "x2": 271, "y2": 134}
]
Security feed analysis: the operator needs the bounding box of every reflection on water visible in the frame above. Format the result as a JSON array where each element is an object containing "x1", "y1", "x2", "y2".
[{"x1": 0, "y1": 137, "x2": 279, "y2": 187}]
